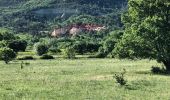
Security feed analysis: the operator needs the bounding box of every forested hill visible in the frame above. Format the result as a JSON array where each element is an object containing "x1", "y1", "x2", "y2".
[{"x1": 0, "y1": 0, "x2": 127, "y2": 34}]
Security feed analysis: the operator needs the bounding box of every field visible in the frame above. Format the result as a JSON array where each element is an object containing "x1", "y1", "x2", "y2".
[{"x1": 0, "y1": 56, "x2": 170, "y2": 100}]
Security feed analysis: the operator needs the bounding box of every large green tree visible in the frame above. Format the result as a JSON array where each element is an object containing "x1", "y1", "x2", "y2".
[{"x1": 113, "y1": 0, "x2": 170, "y2": 70}]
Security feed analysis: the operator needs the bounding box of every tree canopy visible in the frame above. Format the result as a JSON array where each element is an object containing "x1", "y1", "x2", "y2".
[{"x1": 113, "y1": 0, "x2": 170, "y2": 70}]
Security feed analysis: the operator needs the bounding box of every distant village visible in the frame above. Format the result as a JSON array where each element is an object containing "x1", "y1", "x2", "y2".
[{"x1": 51, "y1": 23, "x2": 106, "y2": 37}]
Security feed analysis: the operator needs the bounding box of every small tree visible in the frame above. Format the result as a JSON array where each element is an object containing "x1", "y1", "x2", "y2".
[
  {"x1": 63, "y1": 47, "x2": 76, "y2": 59},
  {"x1": 0, "y1": 47, "x2": 16, "y2": 64},
  {"x1": 35, "y1": 43, "x2": 48, "y2": 56},
  {"x1": 8, "y1": 40, "x2": 27, "y2": 52}
]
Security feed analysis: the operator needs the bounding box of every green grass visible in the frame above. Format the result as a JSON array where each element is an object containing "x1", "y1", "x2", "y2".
[{"x1": 0, "y1": 58, "x2": 170, "y2": 100}]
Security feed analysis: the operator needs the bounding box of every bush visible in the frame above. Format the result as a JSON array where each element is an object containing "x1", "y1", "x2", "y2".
[
  {"x1": 151, "y1": 66, "x2": 166, "y2": 74},
  {"x1": 73, "y1": 41, "x2": 86, "y2": 54},
  {"x1": 40, "y1": 54, "x2": 54, "y2": 59},
  {"x1": 73, "y1": 41, "x2": 101, "y2": 54},
  {"x1": 49, "y1": 47, "x2": 61, "y2": 53},
  {"x1": 103, "y1": 39, "x2": 116, "y2": 53},
  {"x1": 48, "y1": 39, "x2": 62, "y2": 53},
  {"x1": 114, "y1": 69, "x2": 127, "y2": 86},
  {"x1": 8, "y1": 40, "x2": 27, "y2": 52},
  {"x1": 93, "y1": 47, "x2": 108, "y2": 58},
  {"x1": 63, "y1": 47, "x2": 76, "y2": 59},
  {"x1": 17, "y1": 56, "x2": 34, "y2": 60},
  {"x1": 0, "y1": 47, "x2": 16, "y2": 64},
  {"x1": 34, "y1": 43, "x2": 48, "y2": 56}
]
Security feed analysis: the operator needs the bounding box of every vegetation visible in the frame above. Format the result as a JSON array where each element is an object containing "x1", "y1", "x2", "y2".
[
  {"x1": 34, "y1": 43, "x2": 48, "y2": 56},
  {"x1": 0, "y1": 0, "x2": 170, "y2": 99},
  {"x1": 151, "y1": 66, "x2": 166, "y2": 74},
  {"x1": 113, "y1": 0, "x2": 170, "y2": 71},
  {"x1": 40, "y1": 54, "x2": 54, "y2": 59},
  {"x1": 0, "y1": 58, "x2": 169, "y2": 99},
  {"x1": 8, "y1": 40, "x2": 27, "y2": 52},
  {"x1": 0, "y1": 0, "x2": 127, "y2": 34},
  {"x1": 0, "y1": 47, "x2": 16, "y2": 64},
  {"x1": 17, "y1": 56, "x2": 35, "y2": 60},
  {"x1": 63, "y1": 47, "x2": 76, "y2": 59},
  {"x1": 114, "y1": 69, "x2": 127, "y2": 86}
]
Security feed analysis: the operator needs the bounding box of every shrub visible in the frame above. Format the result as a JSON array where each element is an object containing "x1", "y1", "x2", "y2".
[
  {"x1": 93, "y1": 47, "x2": 108, "y2": 58},
  {"x1": 73, "y1": 41, "x2": 86, "y2": 54},
  {"x1": 103, "y1": 39, "x2": 116, "y2": 53},
  {"x1": 63, "y1": 47, "x2": 76, "y2": 59},
  {"x1": 151, "y1": 66, "x2": 166, "y2": 74},
  {"x1": 0, "y1": 47, "x2": 16, "y2": 64},
  {"x1": 40, "y1": 54, "x2": 54, "y2": 59},
  {"x1": 48, "y1": 39, "x2": 62, "y2": 54},
  {"x1": 34, "y1": 43, "x2": 48, "y2": 56},
  {"x1": 73, "y1": 41, "x2": 101, "y2": 54},
  {"x1": 49, "y1": 47, "x2": 61, "y2": 53},
  {"x1": 17, "y1": 56, "x2": 34, "y2": 60},
  {"x1": 8, "y1": 40, "x2": 27, "y2": 52},
  {"x1": 114, "y1": 69, "x2": 127, "y2": 86}
]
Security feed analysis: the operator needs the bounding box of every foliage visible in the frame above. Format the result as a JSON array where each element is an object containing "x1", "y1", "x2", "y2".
[
  {"x1": 34, "y1": 43, "x2": 48, "y2": 56},
  {"x1": 94, "y1": 30, "x2": 123, "y2": 58},
  {"x1": 103, "y1": 39, "x2": 116, "y2": 53},
  {"x1": 63, "y1": 14, "x2": 115, "y2": 27},
  {"x1": 8, "y1": 40, "x2": 27, "y2": 52},
  {"x1": 114, "y1": 0, "x2": 170, "y2": 71},
  {"x1": 0, "y1": 47, "x2": 16, "y2": 64},
  {"x1": 0, "y1": 41, "x2": 7, "y2": 48},
  {"x1": 151, "y1": 66, "x2": 166, "y2": 74},
  {"x1": 93, "y1": 47, "x2": 108, "y2": 58},
  {"x1": 16, "y1": 34, "x2": 38, "y2": 47},
  {"x1": 40, "y1": 54, "x2": 54, "y2": 59},
  {"x1": 48, "y1": 38, "x2": 61, "y2": 53},
  {"x1": 0, "y1": 31, "x2": 16, "y2": 41},
  {"x1": 49, "y1": 47, "x2": 61, "y2": 53},
  {"x1": 63, "y1": 47, "x2": 76, "y2": 59},
  {"x1": 17, "y1": 56, "x2": 34, "y2": 60},
  {"x1": 73, "y1": 41, "x2": 100, "y2": 54},
  {"x1": 0, "y1": 0, "x2": 127, "y2": 34},
  {"x1": 114, "y1": 69, "x2": 127, "y2": 86},
  {"x1": 113, "y1": 32, "x2": 153, "y2": 59}
]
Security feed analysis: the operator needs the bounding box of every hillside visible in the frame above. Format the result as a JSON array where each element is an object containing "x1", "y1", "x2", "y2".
[{"x1": 0, "y1": 0, "x2": 127, "y2": 34}]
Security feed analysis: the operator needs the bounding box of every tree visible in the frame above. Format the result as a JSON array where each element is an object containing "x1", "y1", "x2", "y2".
[
  {"x1": 0, "y1": 41, "x2": 7, "y2": 48},
  {"x1": 113, "y1": 0, "x2": 170, "y2": 70},
  {"x1": 63, "y1": 47, "x2": 76, "y2": 59},
  {"x1": 0, "y1": 31, "x2": 15, "y2": 41},
  {"x1": 0, "y1": 48, "x2": 16, "y2": 64},
  {"x1": 34, "y1": 43, "x2": 48, "y2": 56},
  {"x1": 8, "y1": 40, "x2": 27, "y2": 52},
  {"x1": 73, "y1": 41, "x2": 87, "y2": 54}
]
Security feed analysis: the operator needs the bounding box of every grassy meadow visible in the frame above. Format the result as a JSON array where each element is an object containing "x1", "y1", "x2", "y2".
[{"x1": 0, "y1": 54, "x2": 170, "y2": 100}]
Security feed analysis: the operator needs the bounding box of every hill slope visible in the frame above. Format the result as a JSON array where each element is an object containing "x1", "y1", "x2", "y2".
[{"x1": 0, "y1": 0, "x2": 127, "y2": 34}]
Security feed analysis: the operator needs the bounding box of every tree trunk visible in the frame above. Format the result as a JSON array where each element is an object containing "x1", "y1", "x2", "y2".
[{"x1": 162, "y1": 61, "x2": 170, "y2": 71}]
